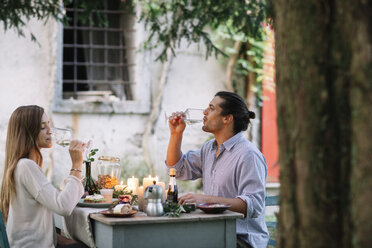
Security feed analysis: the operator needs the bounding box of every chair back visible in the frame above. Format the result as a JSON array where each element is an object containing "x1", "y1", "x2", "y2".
[
  {"x1": 0, "y1": 211, "x2": 10, "y2": 248},
  {"x1": 265, "y1": 195, "x2": 279, "y2": 247}
]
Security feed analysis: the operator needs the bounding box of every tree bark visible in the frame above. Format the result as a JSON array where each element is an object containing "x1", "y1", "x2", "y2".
[
  {"x1": 345, "y1": 1, "x2": 372, "y2": 247},
  {"x1": 273, "y1": 0, "x2": 372, "y2": 247}
]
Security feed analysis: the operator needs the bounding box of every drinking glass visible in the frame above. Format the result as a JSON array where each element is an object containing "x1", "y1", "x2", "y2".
[
  {"x1": 51, "y1": 127, "x2": 92, "y2": 158},
  {"x1": 51, "y1": 127, "x2": 72, "y2": 147},
  {"x1": 165, "y1": 108, "x2": 204, "y2": 125}
]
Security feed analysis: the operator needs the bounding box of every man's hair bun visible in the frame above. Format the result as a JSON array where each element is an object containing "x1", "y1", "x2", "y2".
[{"x1": 248, "y1": 111, "x2": 255, "y2": 119}]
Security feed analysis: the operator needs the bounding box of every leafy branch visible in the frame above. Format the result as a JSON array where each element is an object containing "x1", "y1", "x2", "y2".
[
  {"x1": 134, "y1": 0, "x2": 272, "y2": 61},
  {"x1": 163, "y1": 201, "x2": 185, "y2": 217},
  {"x1": 0, "y1": 0, "x2": 130, "y2": 42},
  {"x1": 84, "y1": 148, "x2": 98, "y2": 163}
]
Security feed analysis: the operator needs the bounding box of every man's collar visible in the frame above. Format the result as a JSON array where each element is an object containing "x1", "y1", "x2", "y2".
[{"x1": 212, "y1": 132, "x2": 242, "y2": 151}]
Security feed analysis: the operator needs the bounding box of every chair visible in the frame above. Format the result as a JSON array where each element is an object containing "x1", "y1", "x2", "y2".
[
  {"x1": 0, "y1": 211, "x2": 10, "y2": 248},
  {"x1": 265, "y1": 195, "x2": 279, "y2": 247}
]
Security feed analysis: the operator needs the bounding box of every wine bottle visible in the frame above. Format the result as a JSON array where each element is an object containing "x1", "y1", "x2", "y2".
[
  {"x1": 166, "y1": 168, "x2": 178, "y2": 203},
  {"x1": 83, "y1": 161, "x2": 98, "y2": 195}
]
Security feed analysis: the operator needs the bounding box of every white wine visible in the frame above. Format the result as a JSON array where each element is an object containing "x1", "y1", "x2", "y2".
[
  {"x1": 56, "y1": 139, "x2": 71, "y2": 147},
  {"x1": 186, "y1": 119, "x2": 203, "y2": 125}
]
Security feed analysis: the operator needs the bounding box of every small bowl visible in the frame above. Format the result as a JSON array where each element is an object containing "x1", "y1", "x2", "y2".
[
  {"x1": 100, "y1": 189, "x2": 114, "y2": 203},
  {"x1": 182, "y1": 203, "x2": 196, "y2": 213},
  {"x1": 197, "y1": 203, "x2": 231, "y2": 214}
]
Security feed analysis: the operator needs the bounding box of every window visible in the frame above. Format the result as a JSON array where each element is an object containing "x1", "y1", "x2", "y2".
[
  {"x1": 63, "y1": 0, "x2": 133, "y2": 101},
  {"x1": 53, "y1": 0, "x2": 150, "y2": 113}
]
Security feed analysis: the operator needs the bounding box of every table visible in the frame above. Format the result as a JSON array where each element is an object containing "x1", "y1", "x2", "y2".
[{"x1": 55, "y1": 208, "x2": 243, "y2": 248}]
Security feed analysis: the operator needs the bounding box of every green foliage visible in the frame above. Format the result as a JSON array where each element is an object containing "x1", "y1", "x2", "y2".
[
  {"x1": 0, "y1": 0, "x2": 130, "y2": 41},
  {"x1": 1, "y1": 0, "x2": 60, "y2": 41},
  {"x1": 134, "y1": 0, "x2": 272, "y2": 61},
  {"x1": 85, "y1": 148, "x2": 98, "y2": 163},
  {"x1": 213, "y1": 23, "x2": 267, "y2": 105},
  {"x1": 163, "y1": 201, "x2": 185, "y2": 217}
]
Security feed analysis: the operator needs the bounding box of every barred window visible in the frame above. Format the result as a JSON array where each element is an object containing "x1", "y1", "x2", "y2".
[{"x1": 62, "y1": 0, "x2": 135, "y2": 101}]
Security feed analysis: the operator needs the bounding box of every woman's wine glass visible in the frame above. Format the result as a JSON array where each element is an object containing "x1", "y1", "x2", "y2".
[
  {"x1": 51, "y1": 127, "x2": 92, "y2": 156},
  {"x1": 51, "y1": 127, "x2": 72, "y2": 147},
  {"x1": 165, "y1": 108, "x2": 204, "y2": 125}
]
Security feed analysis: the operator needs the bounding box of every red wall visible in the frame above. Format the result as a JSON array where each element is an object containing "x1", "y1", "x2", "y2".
[{"x1": 261, "y1": 25, "x2": 279, "y2": 182}]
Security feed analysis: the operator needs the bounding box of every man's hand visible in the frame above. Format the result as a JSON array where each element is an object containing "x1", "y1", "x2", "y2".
[
  {"x1": 168, "y1": 111, "x2": 186, "y2": 135},
  {"x1": 179, "y1": 193, "x2": 248, "y2": 216},
  {"x1": 178, "y1": 193, "x2": 210, "y2": 205}
]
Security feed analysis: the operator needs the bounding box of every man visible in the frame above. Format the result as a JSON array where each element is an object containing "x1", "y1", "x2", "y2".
[{"x1": 166, "y1": 91, "x2": 269, "y2": 248}]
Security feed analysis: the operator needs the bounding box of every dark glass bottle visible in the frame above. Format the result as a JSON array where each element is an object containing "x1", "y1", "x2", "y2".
[
  {"x1": 83, "y1": 161, "x2": 98, "y2": 195},
  {"x1": 166, "y1": 168, "x2": 178, "y2": 203}
]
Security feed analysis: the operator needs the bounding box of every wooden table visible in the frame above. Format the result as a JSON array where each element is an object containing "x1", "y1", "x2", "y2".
[{"x1": 89, "y1": 210, "x2": 243, "y2": 248}]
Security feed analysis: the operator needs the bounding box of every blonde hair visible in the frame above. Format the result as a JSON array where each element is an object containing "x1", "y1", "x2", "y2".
[{"x1": 1, "y1": 105, "x2": 44, "y2": 222}]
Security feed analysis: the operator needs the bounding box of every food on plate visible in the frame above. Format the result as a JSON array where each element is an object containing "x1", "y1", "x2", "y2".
[
  {"x1": 97, "y1": 174, "x2": 118, "y2": 189},
  {"x1": 118, "y1": 195, "x2": 131, "y2": 204},
  {"x1": 83, "y1": 194, "x2": 106, "y2": 203},
  {"x1": 113, "y1": 204, "x2": 132, "y2": 214}
]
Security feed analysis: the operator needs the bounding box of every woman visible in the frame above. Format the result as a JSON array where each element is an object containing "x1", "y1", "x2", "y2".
[{"x1": 0, "y1": 105, "x2": 86, "y2": 248}]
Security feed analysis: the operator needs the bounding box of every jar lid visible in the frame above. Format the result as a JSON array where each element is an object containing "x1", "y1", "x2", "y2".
[{"x1": 98, "y1": 156, "x2": 120, "y2": 162}]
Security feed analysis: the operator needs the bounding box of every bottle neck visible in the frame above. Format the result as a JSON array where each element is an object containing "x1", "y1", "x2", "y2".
[
  {"x1": 169, "y1": 175, "x2": 176, "y2": 191},
  {"x1": 85, "y1": 161, "x2": 91, "y2": 178}
]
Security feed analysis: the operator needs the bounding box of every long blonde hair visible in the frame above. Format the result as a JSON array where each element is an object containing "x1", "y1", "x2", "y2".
[{"x1": 1, "y1": 105, "x2": 44, "y2": 222}]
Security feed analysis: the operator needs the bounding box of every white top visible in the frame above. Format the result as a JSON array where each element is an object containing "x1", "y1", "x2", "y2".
[{"x1": 6, "y1": 158, "x2": 84, "y2": 248}]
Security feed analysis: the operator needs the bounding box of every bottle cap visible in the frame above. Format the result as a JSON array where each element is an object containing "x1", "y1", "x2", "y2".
[{"x1": 169, "y1": 168, "x2": 176, "y2": 176}]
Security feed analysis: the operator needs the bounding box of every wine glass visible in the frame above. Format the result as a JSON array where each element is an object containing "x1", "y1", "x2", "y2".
[
  {"x1": 51, "y1": 127, "x2": 93, "y2": 157},
  {"x1": 51, "y1": 127, "x2": 72, "y2": 147},
  {"x1": 165, "y1": 108, "x2": 204, "y2": 125}
]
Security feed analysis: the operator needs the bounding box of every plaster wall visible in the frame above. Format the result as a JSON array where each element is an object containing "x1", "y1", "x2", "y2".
[{"x1": 0, "y1": 18, "x2": 226, "y2": 190}]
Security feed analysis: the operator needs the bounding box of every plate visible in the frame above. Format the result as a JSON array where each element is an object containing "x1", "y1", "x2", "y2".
[
  {"x1": 99, "y1": 209, "x2": 137, "y2": 217},
  {"x1": 197, "y1": 203, "x2": 231, "y2": 214},
  {"x1": 77, "y1": 198, "x2": 117, "y2": 208}
]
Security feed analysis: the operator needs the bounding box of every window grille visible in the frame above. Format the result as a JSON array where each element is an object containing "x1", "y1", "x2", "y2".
[{"x1": 62, "y1": 0, "x2": 135, "y2": 101}]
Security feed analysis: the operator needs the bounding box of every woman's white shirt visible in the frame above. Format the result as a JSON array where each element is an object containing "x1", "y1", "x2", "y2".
[{"x1": 6, "y1": 158, "x2": 84, "y2": 248}]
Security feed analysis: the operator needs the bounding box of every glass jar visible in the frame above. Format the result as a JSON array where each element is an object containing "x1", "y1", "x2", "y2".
[{"x1": 96, "y1": 156, "x2": 121, "y2": 189}]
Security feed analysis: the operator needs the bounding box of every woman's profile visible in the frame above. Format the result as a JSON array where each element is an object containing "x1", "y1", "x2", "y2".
[{"x1": 0, "y1": 105, "x2": 86, "y2": 247}]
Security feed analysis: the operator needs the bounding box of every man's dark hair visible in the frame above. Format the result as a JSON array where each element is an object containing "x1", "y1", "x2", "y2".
[{"x1": 215, "y1": 91, "x2": 255, "y2": 134}]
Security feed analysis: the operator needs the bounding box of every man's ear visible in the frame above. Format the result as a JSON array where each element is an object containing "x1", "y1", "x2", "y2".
[{"x1": 223, "y1": 114, "x2": 233, "y2": 124}]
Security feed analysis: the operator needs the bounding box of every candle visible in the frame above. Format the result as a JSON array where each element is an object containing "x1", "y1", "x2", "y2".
[
  {"x1": 142, "y1": 175, "x2": 155, "y2": 190},
  {"x1": 138, "y1": 186, "x2": 144, "y2": 211},
  {"x1": 156, "y1": 180, "x2": 166, "y2": 203},
  {"x1": 127, "y1": 176, "x2": 139, "y2": 195},
  {"x1": 114, "y1": 180, "x2": 126, "y2": 191}
]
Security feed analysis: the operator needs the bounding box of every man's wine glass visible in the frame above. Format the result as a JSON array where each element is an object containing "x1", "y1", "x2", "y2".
[{"x1": 165, "y1": 108, "x2": 204, "y2": 125}]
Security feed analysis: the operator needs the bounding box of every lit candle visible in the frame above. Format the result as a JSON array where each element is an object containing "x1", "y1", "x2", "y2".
[
  {"x1": 127, "y1": 176, "x2": 139, "y2": 195},
  {"x1": 114, "y1": 180, "x2": 125, "y2": 191},
  {"x1": 156, "y1": 180, "x2": 166, "y2": 203},
  {"x1": 138, "y1": 186, "x2": 144, "y2": 211},
  {"x1": 142, "y1": 175, "x2": 155, "y2": 190}
]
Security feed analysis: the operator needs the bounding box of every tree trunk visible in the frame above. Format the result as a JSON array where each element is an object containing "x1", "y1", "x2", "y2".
[
  {"x1": 273, "y1": 0, "x2": 372, "y2": 247},
  {"x1": 345, "y1": 1, "x2": 372, "y2": 247}
]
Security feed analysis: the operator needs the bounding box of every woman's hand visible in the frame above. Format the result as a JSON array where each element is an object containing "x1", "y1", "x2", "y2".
[{"x1": 69, "y1": 140, "x2": 86, "y2": 170}]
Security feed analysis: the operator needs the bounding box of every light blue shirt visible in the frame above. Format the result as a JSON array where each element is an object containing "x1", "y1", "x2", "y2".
[{"x1": 167, "y1": 132, "x2": 269, "y2": 248}]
